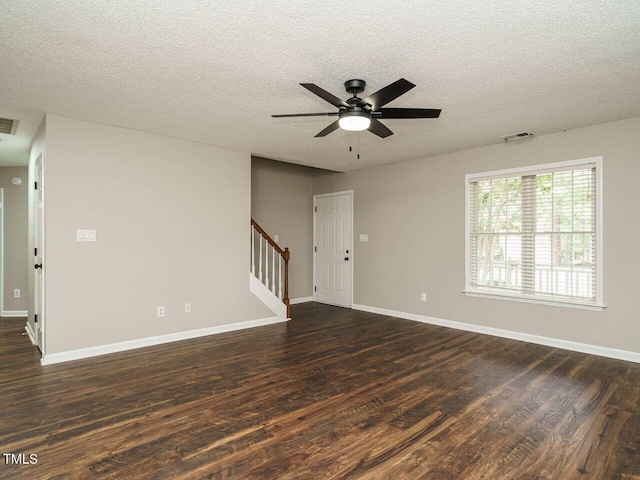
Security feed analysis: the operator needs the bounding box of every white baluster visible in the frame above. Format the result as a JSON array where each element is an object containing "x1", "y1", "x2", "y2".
[
  {"x1": 251, "y1": 226, "x2": 255, "y2": 276},
  {"x1": 278, "y1": 255, "x2": 283, "y2": 300},
  {"x1": 265, "y1": 236, "x2": 269, "y2": 288},
  {"x1": 272, "y1": 245, "x2": 276, "y2": 294},
  {"x1": 258, "y1": 235, "x2": 263, "y2": 282}
]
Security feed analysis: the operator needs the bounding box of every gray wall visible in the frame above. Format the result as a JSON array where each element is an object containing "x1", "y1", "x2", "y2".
[
  {"x1": 0, "y1": 166, "x2": 29, "y2": 313},
  {"x1": 251, "y1": 156, "x2": 314, "y2": 300},
  {"x1": 313, "y1": 116, "x2": 640, "y2": 355},
  {"x1": 37, "y1": 115, "x2": 271, "y2": 356}
]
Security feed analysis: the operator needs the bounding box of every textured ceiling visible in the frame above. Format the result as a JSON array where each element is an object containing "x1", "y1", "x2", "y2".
[{"x1": 1, "y1": 0, "x2": 639, "y2": 171}]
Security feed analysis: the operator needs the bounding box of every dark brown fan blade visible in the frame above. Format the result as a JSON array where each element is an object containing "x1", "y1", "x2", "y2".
[
  {"x1": 362, "y1": 78, "x2": 415, "y2": 110},
  {"x1": 315, "y1": 120, "x2": 341, "y2": 137},
  {"x1": 367, "y1": 118, "x2": 393, "y2": 138},
  {"x1": 272, "y1": 112, "x2": 338, "y2": 118},
  {"x1": 301, "y1": 83, "x2": 350, "y2": 108},
  {"x1": 377, "y1": 108, "x2": 441, "y2": 119}
]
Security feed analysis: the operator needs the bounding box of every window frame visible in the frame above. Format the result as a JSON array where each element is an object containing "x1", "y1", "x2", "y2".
[{"x1": 464, "y1": 157, "x2": 605, "y2": 311}]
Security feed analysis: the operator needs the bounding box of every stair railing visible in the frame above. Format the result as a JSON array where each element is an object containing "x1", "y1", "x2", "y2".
[{"x1": 251, "y1": 219, "x2": 290, "y2": 318}]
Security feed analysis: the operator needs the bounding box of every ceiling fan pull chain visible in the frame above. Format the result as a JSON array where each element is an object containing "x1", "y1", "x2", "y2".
[{"x1": 357, "y1": 137, "x2": 360, "y2": 159}]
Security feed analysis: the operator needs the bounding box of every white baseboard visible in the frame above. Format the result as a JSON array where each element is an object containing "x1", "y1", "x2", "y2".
[
  {"x1": 41, "y1": 315, "x2": 285, "y2": 366},
  {"x1": 352, "y1": 304, "x2": 640, "y2": 364},
  {"x1": 2, "y1": 310, "x2": 28, "y2": 317},
  {"x1": 24, "y1": 322, "x2": 36, "y2": 345},
  {"x1": 290, "y1": 296, "x2": 313, "y2": 305}
]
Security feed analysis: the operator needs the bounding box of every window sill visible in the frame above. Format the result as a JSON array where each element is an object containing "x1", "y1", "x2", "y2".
[{"x1": 462, "y1": 290, "x2": 606, "y2": 311}]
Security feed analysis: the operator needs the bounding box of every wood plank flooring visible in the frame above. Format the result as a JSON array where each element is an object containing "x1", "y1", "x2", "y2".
[{"x1": 1, "y1": 302, "x2": 640, "y2": 479}]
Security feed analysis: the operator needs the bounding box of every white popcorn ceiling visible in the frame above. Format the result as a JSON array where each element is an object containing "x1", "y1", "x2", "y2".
[{"x1": 1, "y1": 0, "x2": 639, "y2": 171}]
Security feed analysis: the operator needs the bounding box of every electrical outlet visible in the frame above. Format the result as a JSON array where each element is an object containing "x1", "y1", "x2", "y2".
[
  {"x1": 157, "y1": 306, "x2": 165, "y2": 317},
  {"x1": 14, "y1": 289, "x2": 20, "y2": 298},
  {"x1": 185, "y1": 303, "x2": 191, "y2": 314},
  {"x1": 76, "y1": 229, "x2": 97, "y2": 242},
  {"x1": 421, "y1": 293, "x2": 427, "y2": 302}
]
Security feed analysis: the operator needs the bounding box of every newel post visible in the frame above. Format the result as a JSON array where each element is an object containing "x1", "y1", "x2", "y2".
[{"x1": 283, "y1": 247, "x2": 290, "y2": 318}]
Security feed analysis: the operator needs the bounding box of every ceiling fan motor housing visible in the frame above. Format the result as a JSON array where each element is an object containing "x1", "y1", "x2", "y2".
[{"x1": 339, "y1": 107, "x2": 371, "y2": 120}]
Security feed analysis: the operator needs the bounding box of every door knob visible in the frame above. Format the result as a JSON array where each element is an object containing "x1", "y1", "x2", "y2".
[
  {"x1": 344, "y1": 257, "x2": 349, "y2": 261},
  {"x1": 34, "y1": 264, "x2": 42, "y2": 269}
]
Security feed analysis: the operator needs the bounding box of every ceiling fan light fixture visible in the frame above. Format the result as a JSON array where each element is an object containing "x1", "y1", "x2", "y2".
[{"x1": 338, "y1": 110, "x2": 371, "y2": 131}]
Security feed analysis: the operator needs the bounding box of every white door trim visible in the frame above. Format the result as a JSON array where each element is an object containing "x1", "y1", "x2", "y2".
[{"x1": 313, "y1": 190, "x2": 354, "y2": 308}]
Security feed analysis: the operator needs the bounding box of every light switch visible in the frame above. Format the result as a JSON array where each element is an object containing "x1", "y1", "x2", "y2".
[
  {"x1": 274, "y1": 235, "x2": 279, "y2": 242},
  {"x1": 359, "y1": 234, "x2": 368, "y2": 242},
  {"x1": 77, "y1": 229, "x2": 97, "y2": 242}
]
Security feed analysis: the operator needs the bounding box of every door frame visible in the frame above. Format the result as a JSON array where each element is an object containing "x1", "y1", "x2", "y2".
[
  {"x1": 33, "y1": 151, "x2": 45, "y2": 355},
  {"x1": 312, "y1": 190, "x2": 354, "y2": 308},
  {"x1": 0, "y1": 188, "x2": 4, "y2": 316}
]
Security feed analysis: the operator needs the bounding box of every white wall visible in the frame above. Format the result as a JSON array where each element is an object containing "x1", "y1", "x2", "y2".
[
  {"x1": 41, "y1": 115, "x2": 271, "y2": 356},
  {"x1": 313, "y1": 117, "x2": 640, "y2": 356}
]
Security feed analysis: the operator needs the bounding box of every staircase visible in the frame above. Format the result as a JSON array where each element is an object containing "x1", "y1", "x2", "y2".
[{"x1": 250, "y1": 219, "x2": 290, "y2": 319}]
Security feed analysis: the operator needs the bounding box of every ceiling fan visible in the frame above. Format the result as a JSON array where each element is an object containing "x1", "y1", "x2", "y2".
[{"x1": 272, "y1": 78, "x2": 441, "y2": 138}]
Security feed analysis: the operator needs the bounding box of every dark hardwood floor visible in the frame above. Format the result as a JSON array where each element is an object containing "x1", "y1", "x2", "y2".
[{"x1": 1, "y1": 303, "x2": 640, "y2": 479}]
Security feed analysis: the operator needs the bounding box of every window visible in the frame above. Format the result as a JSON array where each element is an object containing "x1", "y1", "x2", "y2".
[{"x1": 465, "y1": 157, "x2": 603, "y2": 310}]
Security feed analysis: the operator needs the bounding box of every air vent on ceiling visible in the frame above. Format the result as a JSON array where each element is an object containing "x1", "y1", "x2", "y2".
[
  {"x1": 0, "y1": 117, "x2": 19, "y2": 135},
  {"x1": 501, "y1": 132, "x2": 533, "y2": 142}
]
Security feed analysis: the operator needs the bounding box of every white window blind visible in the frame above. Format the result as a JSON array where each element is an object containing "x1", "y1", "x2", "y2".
[{"x1": 465, "y1": 158, "x2": 603, "y2": 308}]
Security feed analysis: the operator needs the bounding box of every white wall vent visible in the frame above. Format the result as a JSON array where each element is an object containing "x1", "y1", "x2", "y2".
[
  {"x1": 501, "y1": 132, "x2": 533, "y2": 142},
  {"x1": 0, "y1": 117, "x2": 19, "y2": 135}
]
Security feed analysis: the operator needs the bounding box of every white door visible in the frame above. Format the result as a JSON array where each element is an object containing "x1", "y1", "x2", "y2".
[
  {"x1": 314, "y1": 192, "x2": 352, "y2": 307},
  {"x1": 34, "y1": 154, "x2": 45, "y2": 353}
]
